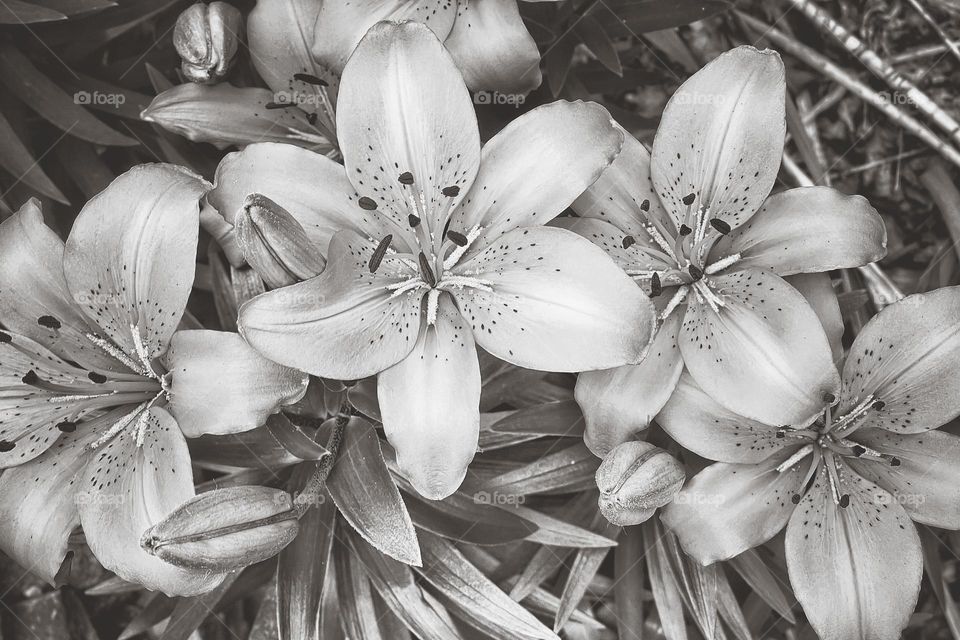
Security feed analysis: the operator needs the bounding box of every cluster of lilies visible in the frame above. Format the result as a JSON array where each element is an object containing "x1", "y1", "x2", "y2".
[{"x1": 0, "y1": 4, "x2": 957, "y2": 640}]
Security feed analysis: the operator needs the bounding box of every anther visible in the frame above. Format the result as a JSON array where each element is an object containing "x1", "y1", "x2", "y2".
[
  {"x1": 822, "y1": 391, "x2": 837, "y2": 404},
  {"x1": 688, "y1": 265, "x2": 703, "y2": 281},
  {"x1": 358, "y1": 196, "x2": 377, "y2": 210},
  {"x1": 650, "y1": 273, "x2": 662, "y2": 297},
  {"x1": 682, "y1": 193, "x2": 696, "y2": 206},
  {"x1": 852, "y1": 445, "x2": 866, "y2": 456},
  {"x1": 57, "y1": 420, "x2": 77, "y2": 433},
  {"x1": 0, "y1": 440, "x2": 14, "y2": 452},
  {"x1": 710, "y1": 218, "x2": 731, "y2": 234},
  {"x1": 873, "y1": 400, "x2": 885, "y2": 410},
  {"x1": 0, "y1": 331, "x2": 10, "y2": 343},
  {"x1": 678, "y1": 224, "x2": 692, "y2": 237},
  {"x1": 442, "y1": 185, "x2": 460, "y2": 197},
  {"x1": 408, "y1": 214, "x2": 421, "y2": 228},
  {"x1": 418, "y1": 252, "x2": 437, "y2": 287},
  {"x1": 21, "y1": 370, "x2": 38, "y2": 385},
  {"x1": 369, "y1": 235, "x2": 392, "y2": 273},
  {"x1": 293, "y1": 72, "x2": 328, "y2": 86},
  {"x1": 640, "y1": 199, "x2": 650, "y2": 212},
  {"x1": 38, "y1": 315, "x2": 61, "y2": 329},
  {"x1": 622, "y1": 235, "x2": 636, "y2": 249},
  {"x1": 839, "y1": 494, "x2": 850, "y2": 508},
  {"x1": 890, "y1": 457, "x2": 901, "y2": 467},
  {"x1": 791, "y1": 493, "x2": 801, "y2": 504},
  {"x1": 776, "y1": 430, "x2": 786, "y2": 439},
  {"x1": 306, "y1": 112, "x2": 318, "y2": 125},
  {"x1": 447, "y1": 231, "x2": 468, "y2": 247},
  {"x1": 398, "y1": 172, "x2": 414, "y2": 185},
  {"x1": 88, "y1": 372, "x2": 108, "y2": 384}
]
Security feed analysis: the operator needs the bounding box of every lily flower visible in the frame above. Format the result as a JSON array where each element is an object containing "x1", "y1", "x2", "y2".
[
  {"x1": 659, "y1": 287, "x2": 960, "y2": 640},
  {"x1": 562, "y1": 46, "x2": 886, "y2": 455},
  {"x1": 312, "y1": 0, "x2": 546, "y2": 94},
  {"x1": 234, "y1": 21, "x2": 655, "y2": 500},
  {"x1": 0, "y1": 166, "x2": 308, "y2": 596},
  {"x1": 143, "y1": 0, "x2": 337, "y2": 153}
]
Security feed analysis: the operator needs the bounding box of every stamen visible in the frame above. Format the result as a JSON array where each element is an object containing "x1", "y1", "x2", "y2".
[
  {"x1": 38, "y1": 315, "x2": 61, "y2": 329},
  {"x1": 839, "y1": 494, "x2": 850, "y2": 508},
  {"x1": 709, "y1": 218, "x2": 731, "y2": 235},
  {"x1": 369, "y1": 235, "x2": 393, "y2": 273},
  {"x1": 418, "y1": 252, "x2": 437, "y2": 288},
  {"x1": 640, "y1": 200, "x2": 650, "y2": 212},
  {"x1": 442, "y1": 225, "x2": 483, "y2": 270},
  {"x1": 88, "y1": 372, "x2": 107, "y2": 384},
  {"x1": 440, "y1": 275, "x2": 494, "y2": 292},
  {"x1": 358, "y1": 196, "x2": 378, "y2": 210},
  {"x1": 441, "y1": 185, "x2": 460, "y2": 197},
  {"x1": 678, "y1": 224, "x2": 692, "y2": 237},
  {"x1": 828, "y1": 394, "x2": 876, "y2": 436},
  {"x1": 693, "y1": 281, "x2": 725, "y2": 314},
  {"x1": 89, "y1": 402, "x2": 148, "y2": 449},
  {"x1": 85, "y1": 333, "x2": 148, "y2": 375},
  {"x1": 386, "y1": 278, "x2": 428, "y2": 299},
  {"x1": 659, "y1": 286, "x2": 689, "y2": 320},
  {"x1": 0, "y1": 331, "x2": 10, "y2": 343},
  {"x1": 642, "y1": 223, "x2": 678, "y2": 262},
  {"x1": 682, "y1": 193, "x2": 696, "y2": 206},
  {"x1": 793, "y1": 447, "x2": 823, "y2": 502},
  {"x1": 447, "y1": 230, "x2": 468, "y2": 246},
  {"x1": 650, "y1": 273, "x2": 662, "y2": 297},
  {"x1": 872, "y1": 400, "x2": 885, "y2": 410},
  {"x1": 130, "y1": 325, "x2": 157, "y2": 378},
  {"x1": 426, "y1": 288, "x2": 440, "y2": 326},
  {"x1": 407, "y1": 214, "x2": 421, "y2": 229},
  {"x1": 398, "y1": 172, "x2": 415, "y2": 185},
  {"x1": 688, "y1": 265, "x2": 703, "y2": 281},
  {"x1": 293, "y1": 72, "x2": 328, "y2": 86},
  {"x1": 705, "y1": 253, "x2": 741, "y2": 275},
  {"x1": 622, "y1": 236, "x2": 636, "y2": 249},
  {"x1": 776, "y1": 444, "x2": 814, "y2": 473}
]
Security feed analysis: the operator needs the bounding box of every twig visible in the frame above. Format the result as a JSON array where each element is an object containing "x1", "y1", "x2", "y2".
[
  {"x1": 785, "y1": 0, "x2": 960, "y2": 148},
  {"x1": 890, "y1": 43, "x2": 951, "y2": 64},
  {"x1": 905, "y1": 0, "x2": 960, "y2": 65},
  {"x1": 738, "y1": 11, "x2": 960, "y2": 171},
  {"x1": 920, "y1": 160, "x2": 960, "y2": 265}
]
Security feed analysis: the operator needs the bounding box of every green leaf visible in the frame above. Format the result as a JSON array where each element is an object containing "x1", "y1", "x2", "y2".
[
  {"x1": 482, "y1": 442, "x2": 599, "y2": 496},
  {"x1": 416, "y1": 531, "x2": 559, "y2": 640},
  {"x1": 267, "y1": 413, "x2": 331, "y2": 461},
  {"x1": 613, "y1": 526, "x2": 647, "y2": 639},
  {"x1": 327, "y1": 417, "x2": 421, "y2": 566},
  {"x1": 0, "y1": 1, "x2": 66, "y2": 23},
  {"x1": 597, "y1": 0, "x2": 732, "y2": 35},
  {"x1": 729, "y1": 549, "x2": 797, "y2": 624},
  {"x1": 573, "y1": 16, "x2": 622, "y2": 76},
  {"x1": 0, "y1": 43, "x2": 136, "y2": 146},
  {"x1": 554, "y1": 511, "x2": 616, "y2": 631},
  {"x1": 335, "y1": 536, "x2": 387, "y2": 640},
  {"x1": 0, "y1": 110, "x2": 68, "y2": 203},
  {"x1": 489, "y1": 400, "x2": 585, "y2": 438}
]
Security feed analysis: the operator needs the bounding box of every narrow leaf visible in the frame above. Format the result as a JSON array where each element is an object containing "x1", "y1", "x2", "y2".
[
  {"x1": 729, "y1": 549, "x2": 796, "y2": 624},
  {"x1": 0, "y1": 110, "x2": 68, "y2": 203}
]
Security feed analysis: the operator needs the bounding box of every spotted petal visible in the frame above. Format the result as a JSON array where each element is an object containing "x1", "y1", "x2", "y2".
[
  {"x1": 651, "y1": 46, "x2": 785, "y2": 231},
  {"x1": 0, "y1": 200, "x2": 120, "y2": 372},
  {"x1": 77, "y1": 407, "x2": 227, "y2": 596},
  {"x1": 379, "y1": 294, "x2": 480, "y2": 499},
  {"x1": 64, "y1": 164, "x2": 208, "y2": 361},
  {"x1": 840, "y1": 287, "x2": 960, "y2": 434},
  {"x1": 848, "y1": 428, "x2": 960, "y2": 529},
  {"x1": 575, "y1": 310, "x2": 683, "y2": 456},
  {"x1": 450, "y1": 226, "x2": 655, "y2": 372},
  {"x1": 312, "y1": 2, "x2": 456, "y2": 76},
  {"x1": 785, "y1": 466, "x2": 922, "y2": 640},
  {"x1": 239, "y1": 230, "x2": 422, "y2": 380},
  {"x1": 786, "y1": 272, "x2": 843, "y2": 362},
  {"x1": 679, "y1": 268, "x2": 840, "y2": 426},
  {"x1": 657, "y1": 371, "x2": 790, "y2": 464},
  {"x1": 208, "y1": 142, "x2": 396, "y2": 255},
  {"x1": 449, "y1": 100, "x2": 622, "y2": 258},
  {"x1": 661, "y1": 447, "x2": 807, "y2": 564},
  {"x1": 551, "y1": 217, "x2": 673, "y2": 279},
  {"x1": 444, "y1": 0, "x2": 541, "y2": 93},
  {"x1": 709, "y1": 187, "x2": 886, "y2": 276},
  {"x1": 162, "y1": 330, "x2": 308, "y2": 438},
  {"x1": 336, "y1": 21, "x2": 479, "y2": 239}
]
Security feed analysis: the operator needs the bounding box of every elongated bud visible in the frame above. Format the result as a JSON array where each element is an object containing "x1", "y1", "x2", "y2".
[
  {"x1": 141, "y1": 486, "x2": 299, "y2": 572},
  {"x1": 236, "y1": 194, "x2": 325, "y2": 288},
  {"x1": 595, "y1": 442, "x2": 684, "y2": 526},
  {"x1": 173, "y1": 2, "x2": 242, "y2": 84}
]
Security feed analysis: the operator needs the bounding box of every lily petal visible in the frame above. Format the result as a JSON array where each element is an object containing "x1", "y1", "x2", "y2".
[
  {"x1": 0, "y1": 413, "x2": 108, "y2": 583},
  {"x1": 239, "y1": 230, "x2": 422, "y2": 380},
  {"x1": 551, "y1": 216, "x2": 673, "y2": 277},
  {"x1": 141, "y1": 84, "x2": 332, "y2": 152},
  {"x1": 661, "y1": 447, "x2": 807, "y2": 564},
  {"x1": 785, "y1": 466, "x2": 922, "y2": 640},
  {"x1": 451, "y1": 226, "x2": 655, "y2": 372},
  {"x1": 208, "y1": 142, "x2": 394, "y2": 255},
  {"x1": 571, "y1": 126, "x2": 675, "y2": 240},
  {"x1": 841, "y1": 287, "x2": 960, "y2": 434},
  {"x1": 651, "y1": 46, "x2": 785, "y2": 230},
  {"x1": 709, "y1": 187, "x2": 886, "y2": 276},
  {"x1": 657, "y1": 371, "x2": 789, "y2": 464},
  {"x1": 785, "y1": 272, "x2": 843, "y2": 363},
  {"x1": 444, "y1": 0, "x2": 540, "y2": 93},
  {"x1": 312, "y1": 2, "x2": 456, "y2": 75},
  {"x1": 0, "y1": 200, "x2": 120, "y2": 372},
  {"x1": 680, "y1": 268, "x2": 840, "y2": 426},
  {"x1": 449, "y1": 100, "x2": 621, "y2": 257},
  {"x1": 163, "y1": 330, "x2": 308, "y2": 438},
  {"x1": 248, "y1": 0, "x2": 334, "y2": 97},
  {"x1": 78, "y1": 407, "x2": 227, "y2": 596},
  {"x1": 848, "y1": 428, "x2": 960, "y2": 529},
  {"x1": 575, "y1": 310, "x2": 683, "y2": 457},
  {"x1": 379, "y1": 294, "x2": 480, "y2": 500},
  {"x1": 336, "y1": 21, "x2": 480, "y2": 237},
  {"x1": 64, "y1": 165, "x2": 208, "y2": 361}
]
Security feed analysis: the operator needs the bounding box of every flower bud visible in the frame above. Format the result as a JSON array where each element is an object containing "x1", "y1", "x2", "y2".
[
  {"x1": 141, "y1": 486, "x2": 299, "y2": 572},
  {"x1": 595, "y1": 441, "x2": 684, "y2": 526},
  {"x1": 173, "y1": 2, "x2": 242, "y2": 84},
  {"x1": 235, "y1": 194, "x2": 326, "y2": 288}
]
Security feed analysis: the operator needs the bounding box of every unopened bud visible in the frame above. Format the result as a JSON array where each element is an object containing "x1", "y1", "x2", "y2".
[
  {"x1": 236, "y1": 194, "x2": 326, "y2": 288},
  {"x1": 595, "y1": 442, "x2": 684, "y2": 526},
  {"x1": 173, "y1": 2, "x2": 242, "y2": 84},
  {"x1": 141, "y1": 486, "x2": 299, "y2": 572}
]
